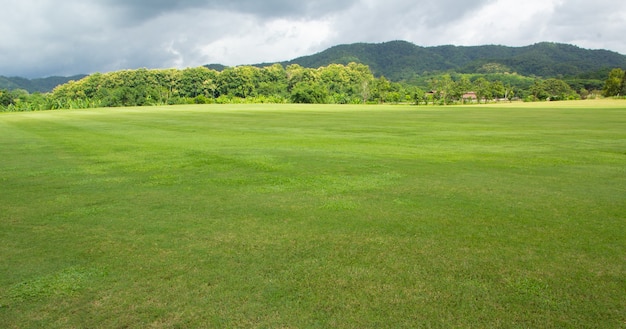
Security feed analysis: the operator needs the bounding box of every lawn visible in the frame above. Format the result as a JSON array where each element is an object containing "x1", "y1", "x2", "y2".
[{"x1": 1, "y1": 100, "x2": 625, "y2": 328}]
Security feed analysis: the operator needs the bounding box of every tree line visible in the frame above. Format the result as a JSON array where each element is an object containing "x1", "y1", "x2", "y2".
[{"x1": 1, "y1": 63, "x2": 623, "y2": 112}]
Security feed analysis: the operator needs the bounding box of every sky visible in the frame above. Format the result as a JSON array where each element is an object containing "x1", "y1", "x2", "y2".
[{"x1": 1, "y1": 0, "x2": 625, "y2": 78}]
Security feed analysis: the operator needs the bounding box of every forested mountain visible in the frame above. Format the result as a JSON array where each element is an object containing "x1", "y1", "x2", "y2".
[
  {"x1": 277, "y1": 41, "x2": 626, "y2": 81},
  {"x1": 0, "y1": 75, "x2": 87, "y2": 93},
  {"x1": 3, "y1": 41, "x2": 625, "y2": 93}
]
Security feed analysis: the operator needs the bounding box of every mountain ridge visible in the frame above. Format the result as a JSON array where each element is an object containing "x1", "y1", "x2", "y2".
[
  {"x1": 274, "y1": 40, "x2": 626, "y2": 81},
  {"x1": 3, "y1": 41, "x2": 626, "y2": 93},
  {"x1": 0, "y1": 75, "x2": 87, "y2": 93}
]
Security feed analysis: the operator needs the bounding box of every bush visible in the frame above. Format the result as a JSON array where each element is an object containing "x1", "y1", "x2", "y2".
[{"x1": 194, "y1": 95, "x2": 211, "y2": 104}]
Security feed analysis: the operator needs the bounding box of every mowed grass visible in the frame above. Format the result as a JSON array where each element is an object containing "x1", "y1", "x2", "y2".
[{"x1": 1, "y1": 100, "x2": 625, "y2": 328}]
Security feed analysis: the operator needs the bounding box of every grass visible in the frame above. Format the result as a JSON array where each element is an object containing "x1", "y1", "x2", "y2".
[{"x1": 1, "y1": 100, "x2": 625, "y2": 328}]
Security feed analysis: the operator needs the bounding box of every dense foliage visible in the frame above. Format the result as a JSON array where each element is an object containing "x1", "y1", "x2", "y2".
[
  {"x1": 47, "y1": 63, "x2": 386, "y2": 107},
  {"x1": 3, "y1": 40, "x2": 624, "y2": 96},
  {"x1": 1, "y1": 63, "x2": 411, "y2": 110},
  {"x1": 2, "y1": 62, "x2": 624, "y2": 112},
  {"x1": 602, "y1": 68, "x2": 626, "y2": 97},
  {"x1": 282, "y1": 41, "x2": 626, "y2": 81}
]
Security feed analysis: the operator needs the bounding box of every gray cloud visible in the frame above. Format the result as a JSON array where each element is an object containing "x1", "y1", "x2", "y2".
[
  {"x1": 322, "y1": 0, "x2": 495, "y2": 45},
  {"x1": 103, "y1": 0, "x2": 358, "y2": 22},
  {"x1": 547, "y1": 0, "x2": 626, "y2": 50},
  {"x1": 1, "y1": 0, "x2": 624, "y2": 78}
]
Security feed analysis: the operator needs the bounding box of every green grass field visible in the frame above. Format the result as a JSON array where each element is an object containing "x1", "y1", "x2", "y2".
[{"x1": 1, "y1": 100, "x2": 625, "y2": 328}]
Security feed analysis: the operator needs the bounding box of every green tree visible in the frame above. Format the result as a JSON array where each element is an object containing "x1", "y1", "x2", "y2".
[
  {"x1": 603, "y1": 68, "x2": 625, "y2": 97},
  {"x1": 529, "y1": 80, "x2": 547, "y2": 101},
  {"x1": 503, "y1": 83, "x2": 515, "y2": 100},
  {"x1": 320, "y1": 64, "x2": 349, "y2": 94},
  {"x1": 181, "y1": 67, "x2": 218, "y2": 98},
  {"x1": 290, "y1": 82, "x2": 328, "y2": 104},
  {"x1": 0, "y1": 89, "x2": 14, "y2": 107},
  {"x1": 359, "y1": 80, "x2": 371, "y2": 103},
  {"x1": 286, "y1": 64, "x2": 307, "y2": 91},
  {"x1": 543, "y1": 78, "x2": 577, "y2": 100},
  {"x1": 491, "y1": 81, "x2": 506, "y2": 100},
  {"x1": 430, "y1": 74, "x2": 454, "y2": 105},
  {"x1": 453, "y1": 75, "x2": 472, "y2": 101},
  {"x1": 257, "y1": 64, "x2": 288, "y2": 98},
  {"x1": 372, "y1": 76, "x2": 392, "y2": 103},
  {"x1": 473, "y1": 77, "x2": 492, "y2": 103},
  {"x1": 346, "y1": 62, "x2": 375, "y2": 103},
  {"x1": 408, "y1": 86, "x2": 425, "y2": 105},
  {"x1": 153, "y1": 69, "x2": 182, "y2": 103}
]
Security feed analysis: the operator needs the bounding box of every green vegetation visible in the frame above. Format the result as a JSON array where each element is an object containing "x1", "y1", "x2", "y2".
[
  {"x1": 283, "y1": 41, "x2": 626, "y2": 81},
  {"x1": 0, "y1": 75, "x2": 87, "y2": 93},
  {"x1": 0, "y1": 62, "x2": 607, "y2": 112},
  {"x1": 603, "y1": 68, "x2": 626, "y2": 97},
  {"x1": 3, "y1": 41, "x2": 625, "y2": 111},
  {"x1": 1, "y1": 63, "x2": 396, "y2": 111},
  {"x1": 4, "y1": 41, "x2": 624, "y2": 96},
  {"x1": 1, "y1": 101, "x2": 625, "y2": 328}
]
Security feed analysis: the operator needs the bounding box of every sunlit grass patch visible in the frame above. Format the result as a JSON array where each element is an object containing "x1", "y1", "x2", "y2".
[{"x1": 7, "y1": 267, "x2": 103, "y2": 303}]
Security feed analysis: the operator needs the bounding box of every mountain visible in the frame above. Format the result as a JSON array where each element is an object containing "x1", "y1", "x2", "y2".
[
  {"x1": 5, "y1": 41, "x2": 626, "y2": 93},
  {"x1": 278, "y1": 41, "x2": 452, "y2": 80},
  {"x1": 0, "y1": 75, "x2": 87, "y2": 93},
  {"x1": 277, "y1": 41, "x2": 626, "y2": 81},
  {"x1": 204, "y1": 64, "x2": 228, "y2": 71}
]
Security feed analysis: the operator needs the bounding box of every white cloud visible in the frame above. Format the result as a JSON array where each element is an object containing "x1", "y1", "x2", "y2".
[
  {"x1": 548, "y1": 0, "x2": 626, "y2": 51},
  {"x1": 199, "y1": 17, "x2": 333, "y2": 66},
  {"x1": 429, "y1": 0, "x2": 564, "y2": 47},
  {"x1": 0, "y1": 0, "x2": 624, "y2": 78}
]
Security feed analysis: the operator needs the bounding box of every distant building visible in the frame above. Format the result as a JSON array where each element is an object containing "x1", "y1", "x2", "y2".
[{"x1": 462, "y1": 92, "x2": 477, "y2": 101}]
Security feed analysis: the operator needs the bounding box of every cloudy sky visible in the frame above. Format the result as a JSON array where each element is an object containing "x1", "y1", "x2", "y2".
[{"x1": 2, "y1": 0, "x2": 625, "y2": 78}]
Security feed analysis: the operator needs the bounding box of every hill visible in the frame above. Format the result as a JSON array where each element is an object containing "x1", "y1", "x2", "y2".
[
  {"x1": 4, "y1": 41, "x2": 626, "y2": 93},
  {"x1": 277, "y1": 41, "x2": 626, "y2": 81},
  {"x1": 0, "y1": 75, "x2": 87, "y2": 93}
]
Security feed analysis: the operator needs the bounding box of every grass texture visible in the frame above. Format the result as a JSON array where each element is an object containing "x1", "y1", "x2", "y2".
[{"x1": 1, "y1": 100, "x2": 625, "y2": 328}]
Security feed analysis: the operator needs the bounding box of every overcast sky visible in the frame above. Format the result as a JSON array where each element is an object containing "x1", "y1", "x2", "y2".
[{"x1": 2, "y1": 0, "x2": 625, "y2": 78}]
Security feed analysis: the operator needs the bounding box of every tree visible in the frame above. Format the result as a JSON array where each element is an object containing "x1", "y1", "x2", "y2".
[
  {"x1": 452, "y1": 75, "x2": 472, "y2": 101},
  {"x1": 257, "y1": 64, "x2": 288, "y2": 98},
  {"x1": 529, "y1": 80, "x2": 547, "y2": 101},
  {"x1": 410, "y1": 87, "x2": 425, "y2": 105},
  {"x1": 372, "y1": 76, "x2": 392, "y2": 103},
  {"x1": 473, "y1": 77, "x2": 492, "y2": 103},
  {"x1": 286, "y1": 64, "x2": 306, "y2": 91},
  {"x1": 430, "y1": 74, "x2": 454, "y2": 105},
  {"x1": 290, "y1": 82, "x2": 328, "y2": 103},
  {"x1": 346, "y1": 62, "x2": 375, "y2": 102},
  {"x1": 181, "y1": 67, "x2": 218, "y2": 98},
  {"x1": 503, "y1": 83, "x2": 515, "y2": 100},
  {"x1": 491, "y1": 81, "x2": 506, "y2": 100},
  {"x1": 154, "y1": 69, "x2": 182, "y2": 103},
  {"x1": 603, "y1": 68, "x2": 625, "y2": 97},
  {"x1": 543, "y1": 78, "x2": 577, "y2": 100},
  {"x1": 0, "y1": 89, "x2": 14, "y2": 107},
  {"x1": 320, "y1": 64, "x2": 348, "y2": 94},
  {"x1": 360, "y1": 80, "x2": 370, "y2": 103}
]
